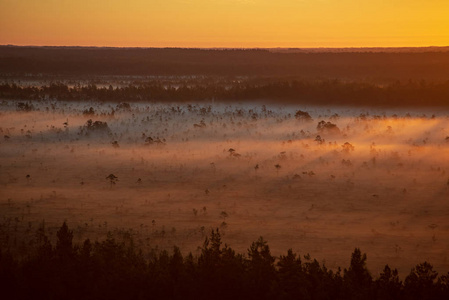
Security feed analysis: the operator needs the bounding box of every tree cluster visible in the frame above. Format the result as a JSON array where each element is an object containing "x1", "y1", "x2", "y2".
[
  {"x1": 1, "y1": 222, "x2": 448, "y2": 300},
  {"x1": 2, "y1": 79, "x2": 449, "y2": 107}
]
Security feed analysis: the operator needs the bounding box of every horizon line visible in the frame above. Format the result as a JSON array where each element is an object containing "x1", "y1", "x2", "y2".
[{"x1": 2, "y1": 44, "x2": 449, "y2": 50}]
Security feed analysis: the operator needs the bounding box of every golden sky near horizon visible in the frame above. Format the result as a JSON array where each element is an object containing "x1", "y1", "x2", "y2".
[{"x1": 1, "y1": 0, "x2": 448, "y2": 48}]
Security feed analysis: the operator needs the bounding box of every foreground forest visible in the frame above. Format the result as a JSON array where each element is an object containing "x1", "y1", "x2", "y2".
[{"x1": 1, "y1": 222, "x2": 448, "y2": 300}]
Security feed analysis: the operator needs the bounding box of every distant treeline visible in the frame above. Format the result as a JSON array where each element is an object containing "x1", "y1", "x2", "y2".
[
  {"x1": 1, "y1": 46, "x2": 449, "y2": 81},
  {"x1": 1, "y1": 79, "x2": 449, "y2": 107},
  {"x1": 1, "y1": 222, "x2": 448, "y2": 300}
]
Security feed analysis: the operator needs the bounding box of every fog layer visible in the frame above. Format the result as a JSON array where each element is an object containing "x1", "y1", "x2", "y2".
[{"x1": 1, "y1": 100, "x2": 449, "y2": 275}]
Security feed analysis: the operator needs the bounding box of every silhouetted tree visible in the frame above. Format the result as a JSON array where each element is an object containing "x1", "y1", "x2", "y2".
[
  {"x1": 274, "y1": 164, "x2": 281, "y2": 175},
  {"x1": 317, "y1": 120, "x2": 340, "y2": 134},
  {"x1": 343, "y1": 248, "x2": 373, "y2": 299},
  {"x1": 404, "y1": 261, "x2": 438, "y2": 300},
  {"x1": 82, "y1": 107, "x2": 95, "y2": 116},
  {"x1": 106, "y1": 174, "x2": 118, "y2": 187},
  {"x1": 295, "y1": 110, "x2": 312, "y2": 121},
  {"x1": 56, "y1": 221, "x2": 74, "y2": 261},
  {"x1": 342, "y1": 141, "x2": 355, "y2": 152},
  {"x1": 4, "y1": 219, "x2": 449, "y2": 300},
  {"x1": 376, "y1": 264, "x2": 402, "y2": 300},
  {"x1": 437, "y1": 272, "x2": 449, "y2": 298},
  {"x1": 247, "y1": 237, "x2": 276, "y2": 299},
  {"x1": 277, "y1": 249, "x2": 307, "y2": 299}
]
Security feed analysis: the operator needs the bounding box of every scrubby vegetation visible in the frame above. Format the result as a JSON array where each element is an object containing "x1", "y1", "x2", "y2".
[
  {"x1": 1, "y1": 222, "x2": 448, "y2": 300},
  {"x1": 2, "y1": 79, "x2": 449, "y2": 107}
]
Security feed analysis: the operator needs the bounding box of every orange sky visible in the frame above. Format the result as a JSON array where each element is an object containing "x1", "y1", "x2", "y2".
[{"x1": 1, "y1": 0, "x2": 448, "y2": 48}]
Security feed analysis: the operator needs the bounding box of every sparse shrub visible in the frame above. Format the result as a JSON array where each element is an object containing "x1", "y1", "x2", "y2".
[
  {"x1": 342, "y1": 142, "x2": 355, "y2": 152},
  {"x1": 317, "y1": 120, "x2": 340, "y2": 134},
  {"x1": 82, "y1": 107, "x2": 95, "y2": 116},
  {"x1": 17, "y1": 102, "x2": 34, "y2": 112},
  {"x1": 193, "y1": 119, "x2": 206, "y2": 128},
  {"x1": 79, "y1": 119, "x2": 111, "y2": 136},
  {"x1": 295, "y1": 110, "x2": 313, "y2": 121},
  {"x1": 330, "y1": 113, "x2": 340, "y2": 120},
  {"x1": 145, "y1": 136, "x2": 165, "y2": 145},
  {"x1": 341, "y1": 159, "x2": 352, "y2": 166},
  {"x1": 116, "y1": 102, "x2": 131, "y2": 111},
  {"x1": 315, "y1": 135, "x2": 325, "y2": 144},
  {"x1": 220, "y1": 211, "x2": 228, "y2": 221},
  {"x1": 106, "y1": 174, "x2": 118, "y2": 187},
  {"x1": 274, "y1": 164, "x2": 281, "y2": 174}
]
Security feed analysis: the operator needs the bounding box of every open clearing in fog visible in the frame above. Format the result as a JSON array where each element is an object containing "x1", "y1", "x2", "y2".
[{"x1": 1, "y1": 100, "x2": 449, "y2": 275}]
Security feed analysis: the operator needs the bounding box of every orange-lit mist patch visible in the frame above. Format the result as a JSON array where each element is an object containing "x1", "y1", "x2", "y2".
[{"x1": 1, "y1": 101, "x2": 449, "y2": 275}]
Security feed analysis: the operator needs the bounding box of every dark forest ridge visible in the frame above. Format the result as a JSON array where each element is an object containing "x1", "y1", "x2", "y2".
[
  {"x1": 3, "y1": 45, "x2": 449, "y2": 52},
  {"x1": 269, "y1": 46, "x2": 449, "y2": 53},
  {"x1": 1, "y1": 45, "x2": 449, "y2": 81}
]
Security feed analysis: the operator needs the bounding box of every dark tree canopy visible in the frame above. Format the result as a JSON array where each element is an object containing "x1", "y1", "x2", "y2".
[{"x1": 0, "y1": 223, "x2": 448, "y2": 300}]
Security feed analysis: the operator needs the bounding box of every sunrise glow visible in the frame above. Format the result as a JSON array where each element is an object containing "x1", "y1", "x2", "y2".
[{"x1": 1, "y1": 0, "x2": 448, "y2": 48}]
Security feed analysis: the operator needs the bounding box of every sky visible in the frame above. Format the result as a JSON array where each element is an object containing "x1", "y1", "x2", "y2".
[{"x1": 1, "y1": 0, "x2": 448, "y2": 48}]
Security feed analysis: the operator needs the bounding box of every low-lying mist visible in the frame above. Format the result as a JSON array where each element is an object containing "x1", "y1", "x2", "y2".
[{"x1": 1, "y1": 100, "x2": 449, "y2": 276}]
